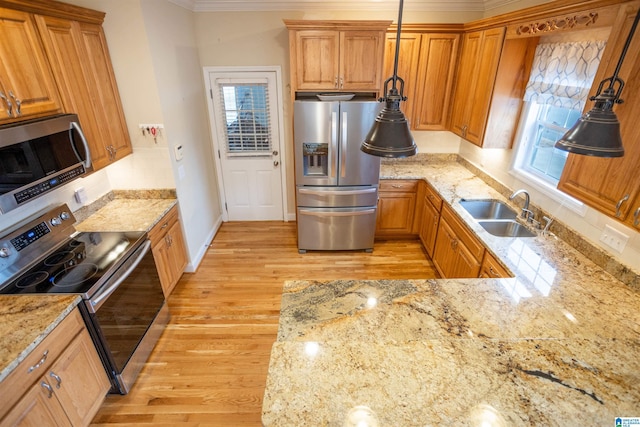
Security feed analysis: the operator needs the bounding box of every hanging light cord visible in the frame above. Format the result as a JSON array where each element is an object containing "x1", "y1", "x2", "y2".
[
  {"x1": 593, "y1": 8, "x2": 640, "y2": 103},
  {"x1": 390, "y1": 0, "x2": 405, "y2": 92}
]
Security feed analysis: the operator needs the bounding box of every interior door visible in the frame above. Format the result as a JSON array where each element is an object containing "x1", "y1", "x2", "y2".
[{"x1": 206, "y1": 69, "x2": 285, "y2": 221}]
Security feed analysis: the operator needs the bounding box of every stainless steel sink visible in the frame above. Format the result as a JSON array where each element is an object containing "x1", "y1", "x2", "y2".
[
  {"x1": 478, "y1": 220, "x2": 536, "y2": 238},
  {"x1": 459, "y1": 199, "x2": 518, "y2": 220}
]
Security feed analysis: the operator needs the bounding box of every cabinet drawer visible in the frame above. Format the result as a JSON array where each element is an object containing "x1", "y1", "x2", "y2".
[
  {"x1": 0, "y1": 309, "x2": 84, "y2": 417},
  {"x1": 379, "y1": 179, "x2": 418, "y2": 193},
  {"x1": 424, "y1": 183, "x2": 443, "y2": 211},
  {"x1": 148, "y1": 204, "x2": 179, "y2": 244},
  {"x1": 441, "y1": 204, "x2": 484, "y2": 262}
]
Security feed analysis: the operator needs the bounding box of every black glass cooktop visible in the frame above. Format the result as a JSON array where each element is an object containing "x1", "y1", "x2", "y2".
[{"x1": 0, "y1": 231, "x2": 145, "y2": 297}]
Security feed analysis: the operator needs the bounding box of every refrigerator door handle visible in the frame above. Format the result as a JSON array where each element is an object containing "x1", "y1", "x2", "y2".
[
  {"x1": 298, "y1": 188, "x2": 377, "y2": 196},
  {"x1": 330, "y1": 111, "x2": 338, "y2": 179},
  {"x1": 298, "y1": 208, "x2": 376, "y2": 217},
  {"x1": 340, "y1": 111, "x2": 348, "y2": 178}
]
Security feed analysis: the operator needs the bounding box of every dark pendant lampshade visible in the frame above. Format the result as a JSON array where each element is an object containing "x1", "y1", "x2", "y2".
[
  {"x1": 555, "y1": 9, "x2": 640, "y2": 158},
  {"x1": 361, "y1": 0, "x2": 417, "y2": 158}
]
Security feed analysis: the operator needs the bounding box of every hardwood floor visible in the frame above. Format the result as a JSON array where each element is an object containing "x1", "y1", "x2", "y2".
[{"x1": 90, "y1": 221, "x2": 437, "y2": 426}]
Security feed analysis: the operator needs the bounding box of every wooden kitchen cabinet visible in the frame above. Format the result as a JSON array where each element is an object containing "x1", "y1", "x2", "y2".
[
  {"x1": 418, "y1": 182, "x2": 443, "y2": 258},
  {"x1": 558, "y1": 1, "x2": 640, "y2": 225},
  {"x1": 35, "y1": 15, "x2": 132, "y2": 171},
  {"x1": 0, "y1": 309, "x2": 110, "y2": 426},
  {"x1": 479, "y1": 251, "x2": 511, "y2": 278},
  {"x1": 149, "y1": 204, "x2": 188, "y2": 298},
  {"x1": 432, "y1": 204, "x2": 485, "y2": 278},
  {"x1": 284, "y1": 20, "x2": 391, "y2": 96},
  {"x1": 376, "y1": 180, "x2": 419, "y2": 238},
  {"x1": 0, "y1": 7, "x2": 62, "y2": 123},
  {"x1": 383, "y1": 29, "x2": 460, "y2": 131},
  {"x1": 449, "y1": 27, "x2": 505, "y2": 145}
]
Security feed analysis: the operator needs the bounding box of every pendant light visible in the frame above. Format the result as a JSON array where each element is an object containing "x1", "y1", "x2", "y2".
[
  {"x1": 555, "y1": 9, "x2": 640, "y2": 157},
  {"x1": 361, "y1": 0, "x2": 417, "y2": 158}
]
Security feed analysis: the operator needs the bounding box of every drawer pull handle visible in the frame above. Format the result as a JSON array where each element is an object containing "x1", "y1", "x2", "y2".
[
  {"x1": 41, "y1": 381, "x2": 54, "y2": 398},
  {"x1": 489, "y1": 266, "x2": 500, "y2": 277},
  {"x1": 50, "y1": 371, "x2": 62, "y2": 388},
  {"x1": 28, "y1": 350, "x2": 49, "y2": 373},
  {"x1": 161, "y1": 222, "x2": 169, "y2": 229},
  {"x1": 634, "y1": 207, "x2": 640, "y2": 227}
]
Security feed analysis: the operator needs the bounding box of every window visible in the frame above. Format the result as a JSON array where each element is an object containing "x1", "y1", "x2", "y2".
[
  {"x1": 512, "y1": 40, "x2": 606, "y2": 190},
  {"x1": 218, "y1": 83, "x2": 271, "y2": 155}
]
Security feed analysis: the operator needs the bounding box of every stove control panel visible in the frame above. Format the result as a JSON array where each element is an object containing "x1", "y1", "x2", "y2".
[{"x1": 0, "y1": 204, "x2": 77, "y2": 288}]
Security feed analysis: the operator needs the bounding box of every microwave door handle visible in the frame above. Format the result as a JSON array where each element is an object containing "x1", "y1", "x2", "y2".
[
  {"x1": 70, "y1": 121, "x2": 92, "y2": 169},
  {"x1": 86, "y1": 240, "x2": 152, "y2": 313}
]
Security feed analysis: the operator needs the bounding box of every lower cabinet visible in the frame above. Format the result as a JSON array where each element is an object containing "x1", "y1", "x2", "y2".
[
  {"x1": 376, "y1": 180, "x2": 419, "y2": 237},
  {"x1": 149, "y1": 204, "x2": 188, "y2": 298},
  {"x1": 418, "y1": 182, "x2": 443, "y2": 258},
  {"x1": 479, "y1": 251, "x2": 511, "y2": 278},
  {"x1": 0, "y1": 309, "x2": 110, "y2": 426},
  {"x1": 432, "y1": 204, "x2": 485, "y2": 278}
]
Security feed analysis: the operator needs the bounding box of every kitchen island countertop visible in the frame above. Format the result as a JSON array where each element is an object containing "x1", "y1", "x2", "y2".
[{"x1": 262, "y1": 158, "x2": 640, "y2": 426}]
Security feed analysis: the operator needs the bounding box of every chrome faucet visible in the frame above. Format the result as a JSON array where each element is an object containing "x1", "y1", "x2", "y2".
[{"x1": 509, "y1": 189, "x2": 533, "y2": 222}]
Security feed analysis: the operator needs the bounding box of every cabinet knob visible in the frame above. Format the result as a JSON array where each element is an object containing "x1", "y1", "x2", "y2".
[
  {"x1": 0, "y1": 91, "x2": 13, "y2": 117},
  {"x1": 8, "y1": 91, "x2": 21, "y2": 116}
]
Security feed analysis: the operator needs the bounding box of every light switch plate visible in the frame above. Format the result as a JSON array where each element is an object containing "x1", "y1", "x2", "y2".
[{"x1": 599, "y1": 224, "x2": 629, "y2": 253}]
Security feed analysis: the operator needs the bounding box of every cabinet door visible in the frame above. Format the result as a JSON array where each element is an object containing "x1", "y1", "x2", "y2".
[
  {"x1": 0, "y1": 8, "x2": 61, "y2": 123},
  {"x1": 479, "y1": 252, "x2": 510, "y2": 278},
  {"x1": 77, "y1": 22, "x2": 132, "y2": 168},
  {"x1": 557, "y1": 2, "x2": 640, "y2": 221},
  {"x1": 432, "y1": 217, "x2": 458, "y2": 277},
  {"x1": 47, "y1": 329, "x2": 110, "y2": 426},
  {"x1": 1, "y1": 379, "x2": 71, "y2": 427},
  {"x1": 376, "y1": 192, "x2": 416, "y2": 236},
  {"x1": 383, "y1": 32, "x2": 421, "y2": 121},
  {"x1": 465, "y1": 27, "x2": 505, "y2": 145},
  {"x1": 340, "y1": 31, "x2": 384, "y2": 91},
  {"x1": 449, "y1": 30, "x2": 482, "y2": 137},
  {"x1": 419, "y1": 195, "x2": 440, "y2": 258},
  {"x1": 449, "y1": 28, "x2": 505, "y2": 145},
  {"x1": 413, "y1": 33, "x2": 460, "y2": 130},
  {"x1": 294, "y1": 30, "x2": 340, "y2": 90}
]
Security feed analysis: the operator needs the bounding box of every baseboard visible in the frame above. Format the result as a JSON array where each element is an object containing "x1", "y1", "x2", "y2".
[{"x1": 184, "y1": 214, "x2": 223, "y2": 272}]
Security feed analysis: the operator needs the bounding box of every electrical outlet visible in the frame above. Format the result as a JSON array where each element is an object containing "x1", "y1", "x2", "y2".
[{"x1": 599, "y1": 224, "x2": 629, "y2": 253}]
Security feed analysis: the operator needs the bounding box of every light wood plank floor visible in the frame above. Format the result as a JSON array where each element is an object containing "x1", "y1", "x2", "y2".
[{"x1": 90, "y1": 221, "x2": 437, "y2": 426}]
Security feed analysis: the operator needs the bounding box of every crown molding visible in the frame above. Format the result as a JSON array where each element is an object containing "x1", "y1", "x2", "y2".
[{"x1": 167, "y1": 0, "x2": 504, "y2": 13}]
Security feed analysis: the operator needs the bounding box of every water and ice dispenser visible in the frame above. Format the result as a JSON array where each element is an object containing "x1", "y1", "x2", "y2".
[{"x1": 301, "y1": 142, "x2": 328, "y2": 177}]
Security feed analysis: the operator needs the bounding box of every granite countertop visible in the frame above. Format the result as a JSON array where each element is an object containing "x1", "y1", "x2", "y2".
[
  {"x1": 75, "y1": 198, "x2": 177, "y2": 233},
  {"x1": 0, "y1": 295, "x2": 81, "y2": 383},
  {"x1": 262, "y1": 159, "x2": 640, "y2": 425}
]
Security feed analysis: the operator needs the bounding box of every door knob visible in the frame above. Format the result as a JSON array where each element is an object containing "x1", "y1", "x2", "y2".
[{"x1": 274, "y1": 160, "x2": 279, "y2": 167}]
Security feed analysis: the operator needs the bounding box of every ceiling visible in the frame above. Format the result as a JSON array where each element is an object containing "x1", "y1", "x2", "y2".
[{"x1": 167, "y1": 0, "x2": 524, "y2": 13}]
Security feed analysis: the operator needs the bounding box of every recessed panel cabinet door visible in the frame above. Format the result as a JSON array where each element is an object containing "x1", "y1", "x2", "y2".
[
  {"x1": 383, "y1": 32, "x2": 421, "y2": 123},
  {"x1": 294, "y1": 30, "x2": 340, "y2": 90},
  {"x1": 0, "y1": 8, "x2": 61, "y2": 123},
  {"x1": 340, "y1": 31, "x2": 384, "y2": 91},
  {"x1": 557, "y1": 2, "x2": 640, "y2": 221}
]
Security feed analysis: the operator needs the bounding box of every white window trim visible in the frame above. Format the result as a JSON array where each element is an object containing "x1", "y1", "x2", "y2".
[{"x1": 509, "y1": 102, "x2": 587, "y2": 217}]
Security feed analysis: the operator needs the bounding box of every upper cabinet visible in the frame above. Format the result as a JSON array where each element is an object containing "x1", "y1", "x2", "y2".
[
  {"x1": 383, "y1": 27, "x2": 460, "y2": 130},
  {"x1": 36, "y1": 15, "x2": 132, "y2": 170},
  {"x1": 284, "y1": 20, "x2": 391, "y2": 97},
  {"x1": 449, "y1": 27, "x2": 505, "y2": 145},
  {"x1": 557, "y1": 1, "x2": 640, "y2": 226},
  {"x1": 0, "y1": 7, "x2": 62, "y2": 123},
  {"x1": 0, "y1": 1, "x2": 131, "y2": 171}
]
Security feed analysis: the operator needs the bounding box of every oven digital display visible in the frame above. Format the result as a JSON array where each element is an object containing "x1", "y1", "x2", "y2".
[{"x1": 11, "y1": 222, "x2": 51, "y2": 251}]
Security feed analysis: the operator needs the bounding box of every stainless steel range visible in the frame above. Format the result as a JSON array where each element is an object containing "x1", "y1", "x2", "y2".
[{"x1": 0, "y1": 204, "x2": 169, "y2": 394}]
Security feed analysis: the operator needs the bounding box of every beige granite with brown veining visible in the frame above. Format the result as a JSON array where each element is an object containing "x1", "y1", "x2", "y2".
[
  {"x1": 262, "y1": 157, "x2": 640, "y2": 426},
  {"x1": 75, "y1": 198, "x2": 177, "y2": 233},
  {"x1": 0, "y1": 295, "x2": 81, "y2": 382}
]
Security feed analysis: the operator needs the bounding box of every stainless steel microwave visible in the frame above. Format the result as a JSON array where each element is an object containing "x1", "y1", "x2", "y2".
[{"x1": 0, "y1": 114, "x2": 91, "y2": 213}]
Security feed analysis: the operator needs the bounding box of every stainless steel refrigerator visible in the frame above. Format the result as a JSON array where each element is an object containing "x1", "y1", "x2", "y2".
[{"x1": 294, "y1": 99, "x2": 381, "y2": 253}]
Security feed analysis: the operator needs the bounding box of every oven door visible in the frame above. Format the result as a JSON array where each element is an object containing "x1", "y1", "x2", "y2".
[{"x1": 80, "y1": 239, "x2": 169, "y2": 394}]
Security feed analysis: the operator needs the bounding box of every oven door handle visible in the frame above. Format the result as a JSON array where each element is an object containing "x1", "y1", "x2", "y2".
[{"x1": 87, "y1": 240, "x2": 153, "y2": 313}]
